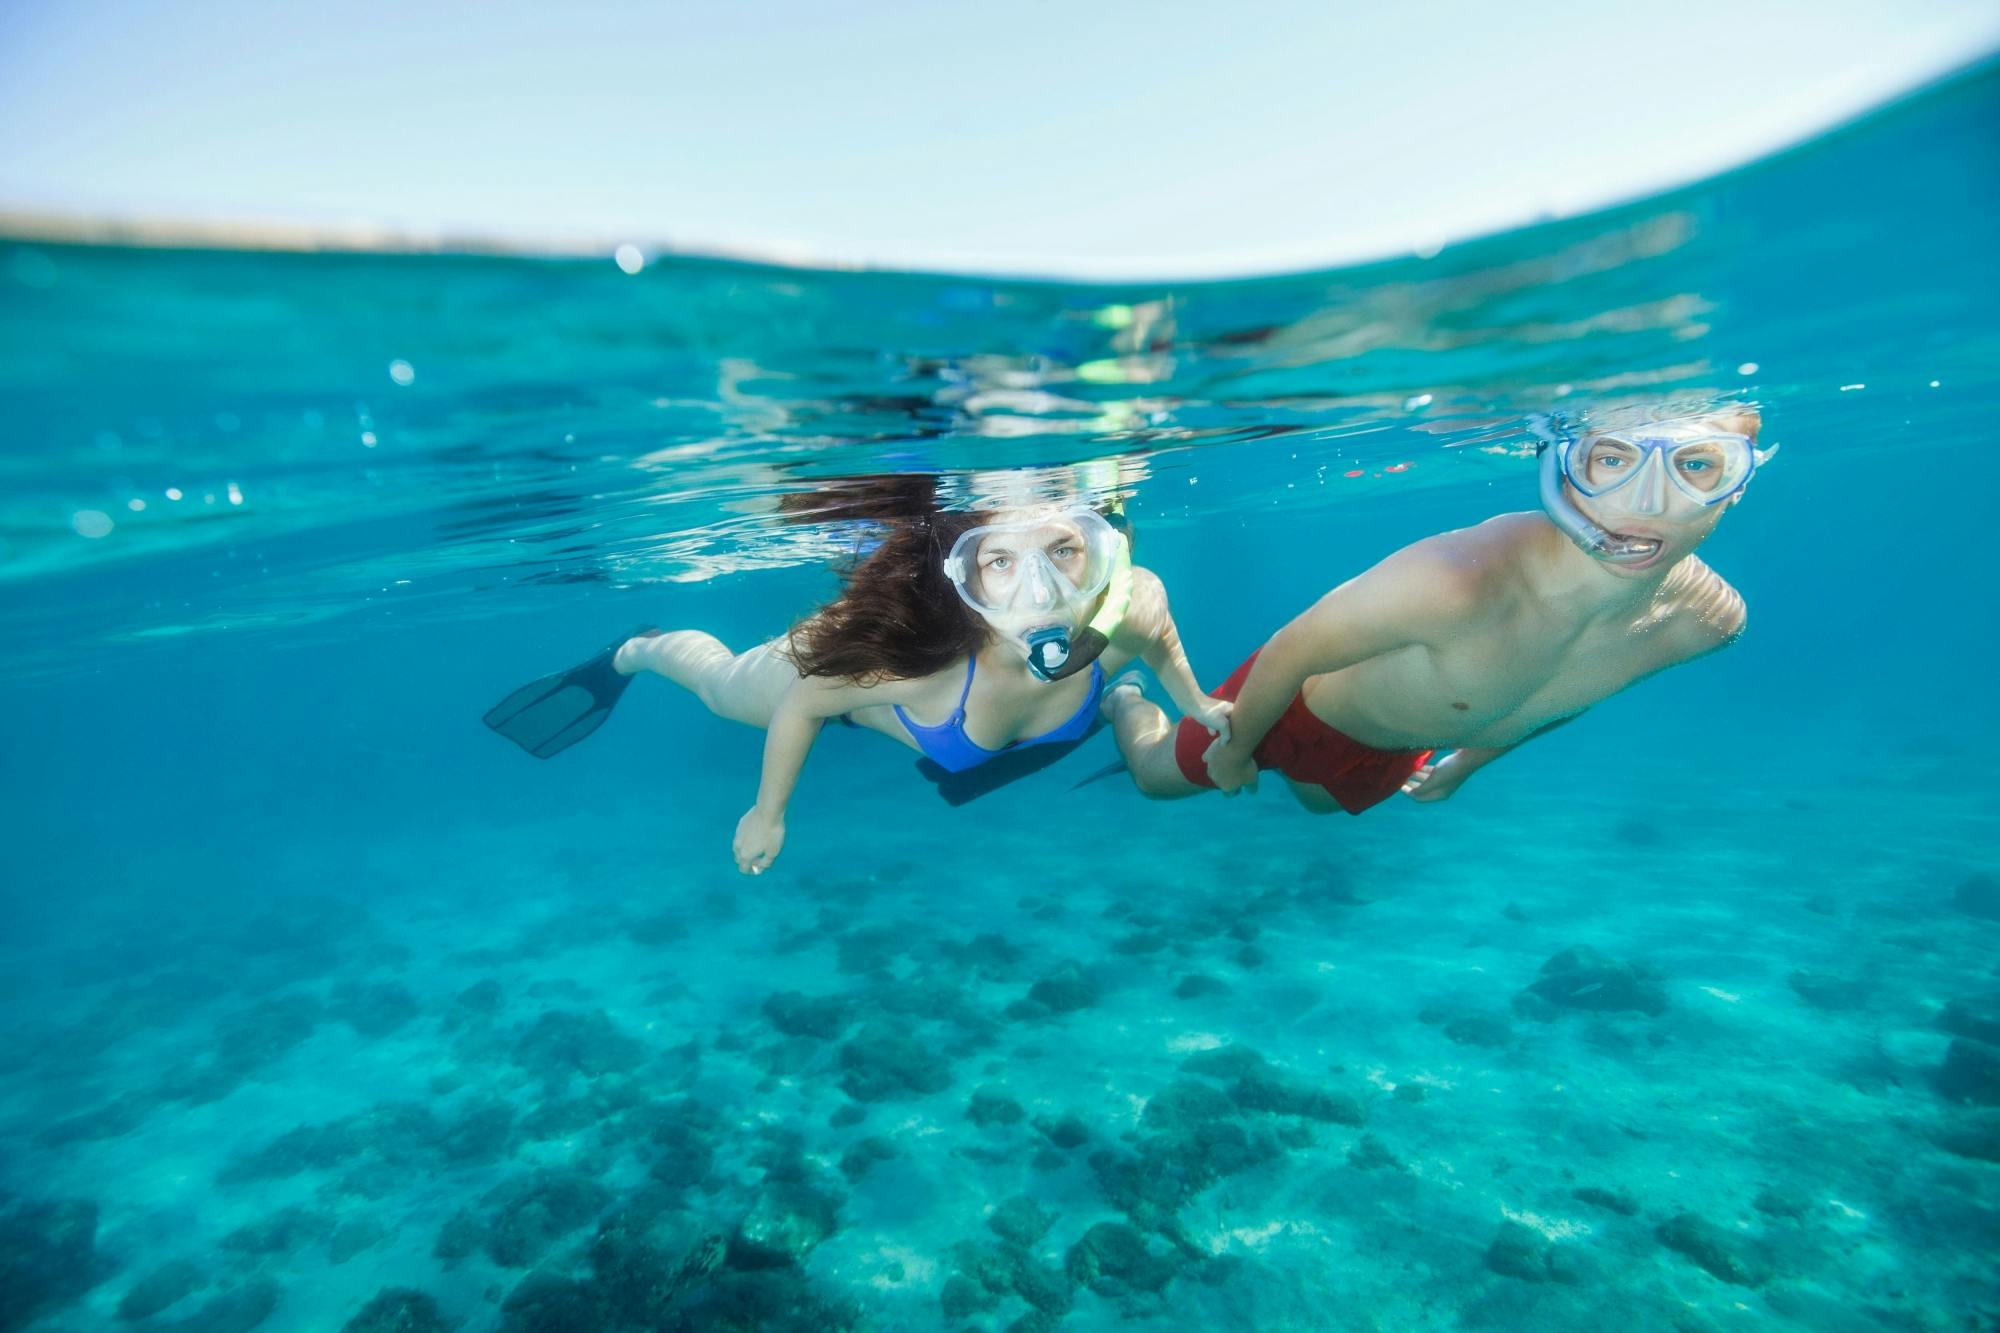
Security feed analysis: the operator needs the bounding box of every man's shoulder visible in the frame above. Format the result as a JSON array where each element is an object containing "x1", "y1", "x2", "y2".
[
  {"x1": 1418, "y1": 511, "x2": 1550, "y2": 565},
  {"x1": 1663, "y1": 558, "x2": 1746, "y2": 648},
  {"x1": 1387, "y1": 514, "x2": 1543, "y2": 604}
]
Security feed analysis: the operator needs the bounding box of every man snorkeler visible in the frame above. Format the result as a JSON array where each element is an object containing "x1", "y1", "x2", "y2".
[{"x1": 1103, "y1": 409, "x2": 1769, "y2": 810}]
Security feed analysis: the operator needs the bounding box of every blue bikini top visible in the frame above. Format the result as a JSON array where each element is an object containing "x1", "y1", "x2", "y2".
[{"x1": 894, "y1": 656, "x2": 1105, "y2": 774}]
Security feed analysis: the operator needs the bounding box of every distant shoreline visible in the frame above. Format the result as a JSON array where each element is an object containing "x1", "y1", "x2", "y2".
[{"x1": 0, "y1": 209, "x2": 841, "y2": 271}]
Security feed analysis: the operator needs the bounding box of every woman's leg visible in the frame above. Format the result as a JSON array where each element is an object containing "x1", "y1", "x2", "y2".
[
  {"x1": 1102, "y1": 677, "x2": 1206, "y2": 799},
  {"x1": 614, "y1": 632, "x2": 798, "y2": 728}
]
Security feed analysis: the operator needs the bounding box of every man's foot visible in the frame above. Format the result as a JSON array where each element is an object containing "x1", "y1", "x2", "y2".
[{"x1": 1100, "y1": 671, "x2": 1147, "y2": 723}]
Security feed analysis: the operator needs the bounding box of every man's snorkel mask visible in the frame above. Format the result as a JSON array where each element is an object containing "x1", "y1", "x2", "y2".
[
  {"x1": 1532, "y1": 411, "x2": 1772, "y2": 564},
  {"x1": 942, "y1": 504, "x2": 1133, "y2": 683}
]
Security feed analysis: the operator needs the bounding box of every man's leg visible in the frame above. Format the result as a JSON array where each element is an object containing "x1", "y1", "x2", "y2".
[
  {"x1": 1283, "y1": 780, "x2": 1344, "y2": 813},
  {"x1": 1103, "y1": 678, "x2": 1207, "y2": 799}
]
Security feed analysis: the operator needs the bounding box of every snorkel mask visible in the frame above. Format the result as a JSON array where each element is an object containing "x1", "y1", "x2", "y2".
[
  {"x1": 943, "y1": 505, "x2": 1133, "y2": 682},
  {"x1": 1534, "y1": 413, "x2": 1766, "y2": 564}
]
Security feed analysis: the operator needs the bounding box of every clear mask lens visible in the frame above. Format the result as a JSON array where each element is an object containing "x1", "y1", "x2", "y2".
[
  {"x1": 946, "y1": 508, "x2": 1118, "y2": 617},
  {"x1": 1566, "y1": 432, "x2": 1754, "y2": 506}
]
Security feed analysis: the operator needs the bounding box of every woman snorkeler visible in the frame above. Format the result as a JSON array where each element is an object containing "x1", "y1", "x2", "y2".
[{"x1": 484, "y1": 476, "x2": 1231, "y2": 875}]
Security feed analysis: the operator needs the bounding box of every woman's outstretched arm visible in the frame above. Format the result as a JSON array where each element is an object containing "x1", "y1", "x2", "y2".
[{"x1": 732, "y1": 672, "x2": 908, "y2": 876}]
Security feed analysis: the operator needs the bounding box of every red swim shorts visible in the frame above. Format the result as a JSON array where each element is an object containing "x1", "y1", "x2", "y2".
[{"x1": 1173, "y1": 650, "x2": 1433, "y2": 815}]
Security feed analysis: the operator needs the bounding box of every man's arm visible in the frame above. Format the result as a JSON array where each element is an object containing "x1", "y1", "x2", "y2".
[
  {"x1": 1204, "y1": 544, "x2": 1485, "y2": 792},
  {"x1": 1401, "y1": 712, "x2": 1582, "y2": 802}
]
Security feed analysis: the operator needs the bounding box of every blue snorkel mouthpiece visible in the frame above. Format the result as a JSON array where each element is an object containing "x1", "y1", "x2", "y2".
[{"x1": 1024, "y1": 627, "x2": 1072, "y2": 682}]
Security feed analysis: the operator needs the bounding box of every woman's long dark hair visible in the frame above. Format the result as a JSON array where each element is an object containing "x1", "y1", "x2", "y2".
[{"x1": 778, "y1": 477, "x2": 988, "y2": 683}]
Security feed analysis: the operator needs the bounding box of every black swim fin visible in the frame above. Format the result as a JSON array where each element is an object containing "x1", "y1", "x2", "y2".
[
  {"x1": 483, "y1": 631, "x2": 647, "y2": 759},
  {"x1": 1068, "y1": 757, "x2": 1129, "y2": 791}
]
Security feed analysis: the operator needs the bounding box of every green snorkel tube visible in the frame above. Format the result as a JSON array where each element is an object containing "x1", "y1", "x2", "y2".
[{"x1": 1031, "y1": 507, "x2": 1132, "y2": 683}]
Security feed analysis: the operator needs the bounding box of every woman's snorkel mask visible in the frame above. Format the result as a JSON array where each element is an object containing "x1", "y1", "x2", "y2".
[
  {"x1": 1532, "y1": 412, "x2": 1771, "y2": 564},
  {"x1": 942, "y1": 505, "x2": 1132, "y2": 682}
]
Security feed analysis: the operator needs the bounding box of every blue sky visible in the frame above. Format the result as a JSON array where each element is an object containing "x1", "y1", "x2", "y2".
[{"x1": 2, "y1": 0, "x2": 1996, "y2": 277}]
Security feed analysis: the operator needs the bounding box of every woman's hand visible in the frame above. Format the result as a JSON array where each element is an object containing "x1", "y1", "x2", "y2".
[
  {"x1": 1202, "y1": 735, "x2": 1259, "y2": 796},
  {"x1": 733, "y1": 805, "x2": 786, "y2": 875},
  {"x1": 1400, "y1": 751, "x2": 1471, "y2": 803},
  {"x1": 1187, "y1": 694, "x2": 1233, "y2": 746}
]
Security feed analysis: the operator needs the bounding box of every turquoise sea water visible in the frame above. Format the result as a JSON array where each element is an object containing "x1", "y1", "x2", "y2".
[{"x1": 3, "y1": 61, "x2": 1998, "y2": 1333}]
